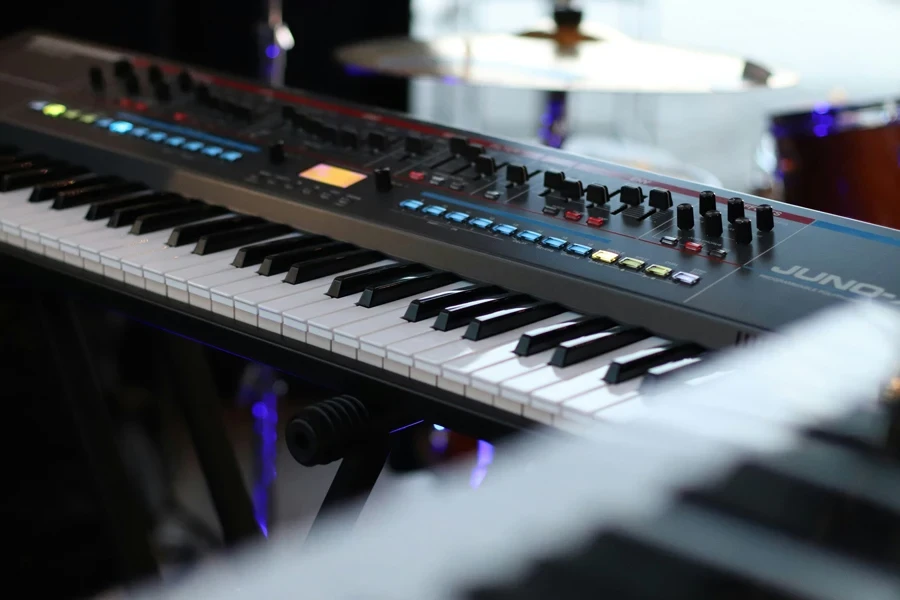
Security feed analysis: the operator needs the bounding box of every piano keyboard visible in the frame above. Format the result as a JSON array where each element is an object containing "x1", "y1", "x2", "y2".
[
  {"x1": 0, "y1": 151, "x2": 712, "y2": 432},
  {"x1": 131, "y1": 301, "x2": 900, "y2": 600}
]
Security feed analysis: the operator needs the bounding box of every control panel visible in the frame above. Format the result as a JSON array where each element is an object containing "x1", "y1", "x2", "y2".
[{"x1": 2, "y1": 32, "x2": 900, "y2": 347}]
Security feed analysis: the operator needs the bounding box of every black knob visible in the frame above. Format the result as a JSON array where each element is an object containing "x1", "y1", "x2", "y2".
[
  {"x1": 586, "y1": 184, "x2": 609, "y2": 205},
  {"x1": 405, "y1": 134, "x2": 426, "y2": 155},
  {"x1": 113, "y1": 59, "x2": 132, "y2": 78},
  {"x1": 734, "y1": 217, "x2": 753, "y2": 245},
  {"x1": 367, "y1": 132, "x2": 387, "y2": 152},
  {"x1": 506, "y1": 164, "x2": 529, "y2": 185},
  {"x1": 475, "y1": 155, "x2": 497, "y2": 176},
  {"x1": 153, "y1": 81, "x2": 171, "y2": 103},
  {"x1": 463, "y1": 143, "x2": 485, "y2": 162},
  {"x1": 374, "y1": 168, "x2": 392, "y2": 193},
  {"x1": 543, "y1": 171, "x2": 565, "y2": 189},
  {"x1": 649, "y1": 189, "x2": 673, "y2": 210},
  {"x1": 339, "y1": 129, "x2": 359, "y2": 149},
  {"x1": 320, "y1": 126, "x2": 338, "y2": 144},
  {"x1": 269, "y1": 140, "x2": 285, "y2": 165},
  {"x1": 123, "y1": 73, "x2": 140, "y2": 96},
  {"x1": 756, "y1": 204, "x2": 775, "y2": 232},
  {"x1": 147, "y1": 64, "x2": 164, "y2": 85},
  {"x1": 727, "y1": 197, "x2": 745, "y2": 224},
  {"x1": 699, "y1": 190, "x2": 717, "y2": 216},
  {"x1": 561, "y1": 178, "x2": 584, "y2": 200},
  {"x1": 620, "y1": 186, "x2": 644, "y2": 206},
  {"x1": 195, "y1": 83, "x2": 211, "y2": 105},
  {"x1": 449, "y1": 136, "x2": 468, "y2": 156},
  {"x1": 177, "y1": 70, "x2": 194, "y2": 92},
  {"x1": 704, "y1": 210, "x2": 724, "y2": 237},
  {"x1": 88, "y1": 67, "x2": 105, "y2": 92},
  {"x1": 676, "y1": 203, "x2": 694, "y2": 230}
]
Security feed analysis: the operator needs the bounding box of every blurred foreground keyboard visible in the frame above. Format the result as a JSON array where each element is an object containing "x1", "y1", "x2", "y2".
[{"x1": 134, "y1": 301, "x2": 900, "y2": 599}]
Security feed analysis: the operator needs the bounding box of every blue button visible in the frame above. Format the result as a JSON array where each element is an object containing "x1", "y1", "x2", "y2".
[
  {"x1": 182, "y1": 141, "x2": 205, "y2": 152},
  {"x1": 492, "y1": 223, "x2": 517, "y2": 236},
  {"x1": 95, "y1": 118, "x2": 113, "y2": 128},
  {"x1": 165, "y1": 136, "x2": 186, "y2": 147},
  {"x1": 29, "y1": 100, "x2": 48, "y2": 111},
  {"x1": 220, "y1": 150, "x2": 243, "y2": 162},
  {"x1": 130, "y1": 127, "x2": 149, "y2": 138},
  {"x1": 422, "y1": 205, "x2": 447, "y2": 217},
  {"x1": 517, "y1": 230, "x2": 541, "y2": 243},
  {"x1": 541, "y1": 237, "x2": 567, "y2": 249},
  {"x1": 147, "y1": 131, "x2": 168, "y2": 143},
  {"x1": 202, "y1": 146, "x2": 224, "y2": 157},
  {"x1": 469, "y1": 217, "x2": 493, "y2": 229},
  {"x1": 108, "y1": 121, "x2": 134, "y2": 134},
  {"x1": 565, "y1": 243, "x2": 593, "y2": 256},
  {"x1": 445, "y1": 211, "x2": 469, "y2": 223},
  {"x1": 399, "y1": 199, "x2": 424, "y2": 211}
]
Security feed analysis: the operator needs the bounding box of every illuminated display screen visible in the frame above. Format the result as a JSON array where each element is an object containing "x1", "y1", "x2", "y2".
[{"x1": 299, "y1": 163, "x2": 367, "y2": 189}]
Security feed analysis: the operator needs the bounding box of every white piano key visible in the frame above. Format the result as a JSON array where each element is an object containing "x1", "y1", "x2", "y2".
[
  {"x1": 468, "y1": 349, "x2": 556, "y2": 396},
  {"x1": 593, "y1": 397, "x2": 649, "y2": 423},
  {"x1": 386, "y1": 327, "x2": 464, "y2": 367},
  {"x1": 282, "y1": 293, "x2": 368, "y2": 340},
  {"x1": 560, "y1": 383, "x2": 643, "y2": 422},
  {"x1": 499, "y1": 336, "x2": 667, "y2": 405},
  {"x1": 188, "y1": 267, "x2": 260, "y2": 307},
  {"x1": 357, "y1": 317, "x2": 440, "y2": 358},
  {"x1": 439, "y1": 312, "x2": 580, "y2": 384},
  {"x1": 0, "y1": 188, "x2": 33, "y2": 205}
]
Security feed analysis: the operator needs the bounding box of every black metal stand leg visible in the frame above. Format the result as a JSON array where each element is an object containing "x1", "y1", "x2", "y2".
[
  {"x1": 161, "y1": 335, "x2": 262, "y2": 546},
  {"x1": 35, "y1": 292, "x2": 160, "y2": 583},
  {"x1": 306, "y1": 436, "x2": 391, "y2": 541}
]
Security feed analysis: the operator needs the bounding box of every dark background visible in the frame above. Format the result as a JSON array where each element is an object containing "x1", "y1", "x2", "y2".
[{"x1": 0, "y1": 0, "x2": 411, "y2": 111}]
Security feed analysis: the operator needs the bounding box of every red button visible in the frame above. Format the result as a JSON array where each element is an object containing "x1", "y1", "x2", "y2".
[
  {"x1": 564, "y1": 210, "x2": 583, "y2": 221},
  {"x1": 409, "y1": 171, "x2": 426, "y2": 181},
  {"x1": 586, "y1": 216, "x2": 605, "y2": 227},
  {"x1": 684, "y1": 241, "x2": 703, "y2": 252}
]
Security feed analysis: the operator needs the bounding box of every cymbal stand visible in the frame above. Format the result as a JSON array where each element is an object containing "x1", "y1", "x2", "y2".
[{"x1": 257, "y1": 0, "x2": 294, "y2": 86}]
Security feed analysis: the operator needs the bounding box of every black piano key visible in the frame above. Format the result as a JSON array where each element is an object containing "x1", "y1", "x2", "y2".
[
  {"x1": 682, "y1": 439, "x2": 900, "y2": 569},
  {"x1": 464, "y1": 302, "x2": 564, "y2": 341},
  {"x1": 550, "y1": 326, "x2": 651, "y2": 368},
  {"x1": 639, "y1": 357, "x2": 705, "y2": 391},
  {"x1": 402, "y1": 284, "x2": 506, "y2": 323},
  {"x1": 433, "y1": 293, "x2": 531, "y2": 332},
  {"x1": 0, "y1": 154, "x2": 54, "y2": 172},
  {"x1": 130, "y1": 204, "x2": 228, "y2": 234},
  {"x1": 166, "y1": 215, "x2": 262, "y2": 246},
  {"x1": 1, "y1": 164, "x2": 89, "y2": 192},
  {"x1": 284, "y1": 249, "x2": 384, "y2": 285},
  {"x1": 193, "y1": 222, "x2": 293, "y2": 255},
  {"x1": 233, "y1": 235, "x2": 326, "y2": 269},
  {"x1": 603, "y1": 342, "x2": 705, "y2": 384},
  {"x1": 514, "y1": 315, "x2": 617, "y2": 356},
  {"x1": 326, "y1": 263, "x2": 431, "y2": 298},
  {"x1": 52, "y1": 181, "x2": 146, "y2": 209},
  {"x1": 257, "y1": 239, "x2": 348, "y2": 275},
  {"x1": 29, "y1": 174, "x2": 116, "y2": 202},
  {"x1": 358, "y1": 271, "x2": 459, "y2": 308},
  {"x1": 805, "y1": 407, "x2": 898, "y2": 458},
  {"x1": 84, "y1": 190, "x2": 160, "y2": 220},
  {"x1": 107, "y1": 196, "x2": 189, "y2": 228}
]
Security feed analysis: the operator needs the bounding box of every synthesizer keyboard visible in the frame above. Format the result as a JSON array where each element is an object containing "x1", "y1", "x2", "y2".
[
  {"x1": 2, "y1": 32, "x2": 899, "y2": 434},
  {"x1": 135, "y1": 302, "x2": 900, "y2": 599}
]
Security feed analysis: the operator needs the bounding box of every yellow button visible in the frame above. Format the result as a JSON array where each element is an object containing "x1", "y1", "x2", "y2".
[
  {"x1": 62, "y1": 109, "x2": 82, "y2": 120},
  {"x1": 42, "y1": 103, "x2": 67, "y2": 117},
  {"x1": 591, "y1": 249, "x2": 620, "y2": 264},
  {"x1": 618, "y1": 257, "x2": 646, "y2": 270},
  {"x1": 645, "y1": 264, "x2": 673, "y2": 278},
  {"x1": 79, "y1": 113, "x2": 99, "y2": 124}
]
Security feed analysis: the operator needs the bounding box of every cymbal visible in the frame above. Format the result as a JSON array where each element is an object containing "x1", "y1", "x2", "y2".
[{"x1": 336, "y1": 21, "x2": 798, "y2": 93}]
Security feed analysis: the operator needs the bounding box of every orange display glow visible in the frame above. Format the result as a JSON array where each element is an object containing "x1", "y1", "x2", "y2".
[{"x1": 299, "y1": 163, "x2": 367, "y2": 189}]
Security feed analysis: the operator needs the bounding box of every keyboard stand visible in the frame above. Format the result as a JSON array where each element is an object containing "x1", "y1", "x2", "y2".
[
  {"x1": 306, "y1": 434, "x2": 392, "y2": 543},
  {"x1": 163, "y1": 335, "x2": 263, "y2": 546},
  {"x1": 34, "y1": 290, "x2": 161, "y2": 582}
]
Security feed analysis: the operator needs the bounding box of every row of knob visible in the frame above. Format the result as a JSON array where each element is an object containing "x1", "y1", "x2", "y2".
[{"x1": 90, "y1": 61, "x2": 194, "y2": 103}]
